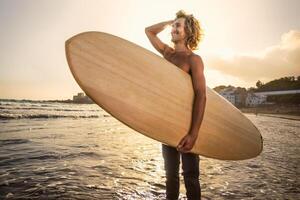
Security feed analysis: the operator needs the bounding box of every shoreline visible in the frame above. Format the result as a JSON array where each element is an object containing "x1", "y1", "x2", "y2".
[
  {"x1": 240, "y1": 105, "x2": 300, "y2": 116},
  {"x1": 243, "y1": 113, "x2": 300, "y2": 121},
  {"x1": 1, "y1": 98, "x2": 300, "y2": 117},
  {"x1": 0, "y1": 98, "x2": 93, "y2": 104}
]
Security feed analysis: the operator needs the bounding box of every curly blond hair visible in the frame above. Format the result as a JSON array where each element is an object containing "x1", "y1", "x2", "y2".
[{"x1": 175, "y1": 10, "x2": 204, "y2": 50}]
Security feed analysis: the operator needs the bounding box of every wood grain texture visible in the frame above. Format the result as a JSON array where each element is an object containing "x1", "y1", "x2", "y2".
[{"x1": 65, "y1": 31, "x2": 263, "y2": 160}]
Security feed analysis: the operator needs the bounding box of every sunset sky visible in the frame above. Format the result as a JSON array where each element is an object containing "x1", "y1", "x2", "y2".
[{"x1": 0, "y1": 0, "x2": 299, "y2": 100}]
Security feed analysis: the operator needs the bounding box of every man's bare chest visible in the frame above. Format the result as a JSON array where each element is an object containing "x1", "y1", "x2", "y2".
[{"x1": 166, "y1": 54, "x2": 191, "y2": 74}]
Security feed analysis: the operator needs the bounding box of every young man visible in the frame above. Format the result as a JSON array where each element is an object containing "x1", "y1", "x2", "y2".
[{"x1": 145, "y1": 10, "x2": 206, "y2": 200}]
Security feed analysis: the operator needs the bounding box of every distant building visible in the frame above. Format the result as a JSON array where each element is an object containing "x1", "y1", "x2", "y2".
[
  {"x1": 218, "y1": 87, "x2": 256, "y2": 107},
  {"x1": 216, "y1": 87, "x2": 300, "y2": 107},
  {"x1": 73, "y1": 92, "x2": 93, "y2": 104},
  {"x1": 245, "y1": 93, "x2": 267, "y2": 107},
  {"x1": 234, "y1": 88, "x2": 247, "y2": 107},
  {"x1": 219, "y1": 88, "x2": 236, "y2": 105}
]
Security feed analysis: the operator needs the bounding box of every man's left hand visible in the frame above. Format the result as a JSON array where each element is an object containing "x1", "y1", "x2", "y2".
[{"x1": 177, "y1": 131, "x2": 198, "y2": 153}]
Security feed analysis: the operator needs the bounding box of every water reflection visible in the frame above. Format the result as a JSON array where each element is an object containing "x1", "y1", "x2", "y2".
[{"x1": 0, "y1": 101, "x2": 299, "y2": 199}]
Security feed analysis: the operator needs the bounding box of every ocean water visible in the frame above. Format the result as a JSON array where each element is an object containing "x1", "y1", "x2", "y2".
[{"x1": 0, "y1": 100, "x2": 299, "y2": 199}]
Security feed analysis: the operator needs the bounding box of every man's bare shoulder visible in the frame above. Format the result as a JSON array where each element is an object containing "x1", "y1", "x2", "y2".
[
  {"x1": 189, "y1": 53, "x2": 204, "y2": 69},
  {"x1": 189, "y1": 53, "x2": 202, "y2": 61}
]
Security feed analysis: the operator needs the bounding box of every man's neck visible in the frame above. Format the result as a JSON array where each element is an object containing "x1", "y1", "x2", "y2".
[{"x1": 173, "y1": 41, "x2": 190, "y2": 53}]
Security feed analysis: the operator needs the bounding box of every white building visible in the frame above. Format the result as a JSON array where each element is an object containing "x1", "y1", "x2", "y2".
[
  {"x1": 245, "y1": 89, "x2": 300, "y2": 107},
  {"x1": 219, "y1": 88, "x2": 236, "y2": 105},
  {"x1": 245, "y1": 93, "x2": 267, "y2": 107}
]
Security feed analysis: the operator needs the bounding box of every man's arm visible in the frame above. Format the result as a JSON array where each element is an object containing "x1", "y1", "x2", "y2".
[
  {"x1": 145, "y1": 20, "x2": 173, "y2": 55},
  {"x1": 177, "y1": 55, "x2": 207, "y2": 153}
]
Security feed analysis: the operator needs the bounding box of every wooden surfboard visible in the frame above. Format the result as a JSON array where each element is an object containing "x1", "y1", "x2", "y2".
[{"x1": 65, "y1": 31, "x2": 263, "y2": 160}]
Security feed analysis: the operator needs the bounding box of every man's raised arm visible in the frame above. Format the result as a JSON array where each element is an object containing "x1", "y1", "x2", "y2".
[{"x1": 145, "y1": 20, "x2": 173, "y2": 55}]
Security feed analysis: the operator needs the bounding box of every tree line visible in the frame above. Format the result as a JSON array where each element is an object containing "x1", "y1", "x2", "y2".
[
  {"x1": 213, "y1": 76, "x2": 300, "y2": 92},
  {"x1": 255, "y1": 76, "x2": 300, "y2": 92}
]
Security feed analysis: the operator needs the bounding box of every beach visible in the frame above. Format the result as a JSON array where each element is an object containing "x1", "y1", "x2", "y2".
[
  {"x1": 0, "y1": 100, "x2": 299, "y2": 199},
  {"x1": 240, "y1": 105, "x2": 300, "y2": 117}
]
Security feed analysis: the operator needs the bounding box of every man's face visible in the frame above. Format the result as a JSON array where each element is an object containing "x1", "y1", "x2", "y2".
[{"x1": 171, "y1": 17, "x2": 186, "y2": 43}]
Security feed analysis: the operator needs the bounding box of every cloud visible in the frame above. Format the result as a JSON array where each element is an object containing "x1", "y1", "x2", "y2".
[{"x1": 206, "y1": 30, "x2": 300, "y2": 83}]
